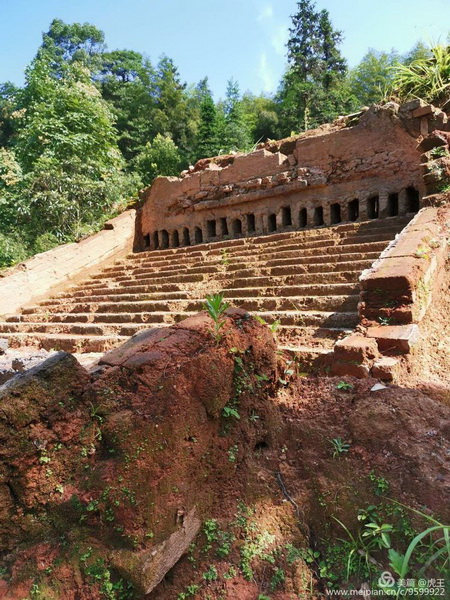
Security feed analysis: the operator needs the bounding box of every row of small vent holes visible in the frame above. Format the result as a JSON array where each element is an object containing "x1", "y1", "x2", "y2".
[{"x1": 146, "y1": 187, "x2": 420, "y2": 250}]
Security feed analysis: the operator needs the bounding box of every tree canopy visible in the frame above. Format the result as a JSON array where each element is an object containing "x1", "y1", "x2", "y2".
[{"x1": 0, "y1": 13, "x2": 446, "y2": 268}]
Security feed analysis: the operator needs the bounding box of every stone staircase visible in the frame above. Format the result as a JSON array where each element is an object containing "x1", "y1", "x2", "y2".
[{"x1": 0, "y1": 216, "x2": 412, "y2": 360}]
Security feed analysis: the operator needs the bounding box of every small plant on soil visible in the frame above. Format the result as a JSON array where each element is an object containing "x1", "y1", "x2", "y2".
[
  {"x1": 387, "y1": 505, "x2": 450, "y2": 588},
  {"x1": 249, "y1": 410, "x2": 260, "y2": 422},
  {"x1": 329, "y1": 437, "x2": 350, "y2": 458},
  {"x1": 222, "y1": 405, "x2": 240, "y2": 420},
  {"x1": 336, "y1": 381, "x2": 353, "y2": 391},
  {"x1": 329, "y1": 502, "x2": 450, "y2": 592},
  {"x1": 203, "y1": 293, "x2": 230, "y2": 342},
  {"x1": 334, "y1": 513, "x2": 394, "y2": 580},
  {"x1": 202, "y1": 564, "x2": 218, "y2": 581},
  {"x1": 278, "y1": 360, "x2": 295, "y2": 386},
  {"x1": 369, "y1": 471, "x2": 390, "y2": 496},
  {"x1": 228, "y1": 444, "x2": 239, "y2": 462},
  {"x1": 253, "y1": 314, "x2": 280, "y2": 335},
  {"x1": 269, "y1": 567, "x2": 286, "y2": 591},
  {"x1": 177, "y1": 584, "x2": 200, "y2": 599}
]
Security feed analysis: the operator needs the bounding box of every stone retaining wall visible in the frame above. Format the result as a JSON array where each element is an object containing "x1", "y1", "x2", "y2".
[{"x1": 0, "y1": 210, "x2": 136, "y2": 317}]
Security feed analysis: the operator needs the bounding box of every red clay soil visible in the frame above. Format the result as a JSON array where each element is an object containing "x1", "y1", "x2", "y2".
[{"x1": 0, "y1": 304, "x2": 449, "y2": 599}]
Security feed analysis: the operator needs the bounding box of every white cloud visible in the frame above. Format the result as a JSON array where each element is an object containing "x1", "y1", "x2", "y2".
[
  {"x1": 271, "y1": 24, "x2": 289, "y2": 56},
  {"x1": 258, "y1": 52, "x2": 276, "y2": 92},
  {"x1": 257, "y1": 4, "x2": 273, "y2": 21}
]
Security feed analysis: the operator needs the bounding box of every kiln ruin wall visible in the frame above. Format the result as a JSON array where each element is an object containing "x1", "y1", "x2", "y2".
[{"x1": 136, "y1": 101, "x2": 446, "y2": 251}]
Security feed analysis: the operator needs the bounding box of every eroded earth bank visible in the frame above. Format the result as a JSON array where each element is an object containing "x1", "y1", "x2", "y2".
[{"x1": 0, "y1": 280, "x2": 449, "y2": 600}]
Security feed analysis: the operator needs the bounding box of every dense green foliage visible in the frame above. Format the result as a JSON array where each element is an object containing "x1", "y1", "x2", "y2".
[{"x1": 0, "y1": 11, "x2": 447, "y2": 268}]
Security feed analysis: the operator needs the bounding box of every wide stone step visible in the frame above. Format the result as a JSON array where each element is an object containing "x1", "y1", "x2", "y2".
[
  {"x1": 56, "y1": 290, "x2": 193, "y2": 303},
  {"x1": 59, "y1": 272, "x2": 357, "y2": 300},
  {"x1": 70, "y1": 270, "x2": 360, "y2": 295},
  {"x1": 0, "y1": 321, "x2": 166, "y2": 337},
  {"x1": 102, "y1": 250, "x2": 382, "y2": 279},
  {"x1": 0, "y1": 332, "x2": 128, "y2": 353},
  {"x1": 278, "y1": 344, "x2": 333, "y2": 364},
  {"x1": 123, "y1": 217, "x2": 410, "y2": 263},
  {"x1": 260, "y1": 310, "x2": 359, "y2": 328},
  {"x1": 267, "y1": 259, "x2": 374, "y2": 277},
  {"x1": 98, "y1": 242, "x2": 346, "y2": 277},
  {"x1": 25, "y1": 294, "x2": 359, "y2": 316},
  {"x1": 117, "y1": 238, "x2": 395, "y2": 271},
  {"x1": 97, "y1": 258, "x2": 373, "y2": 285},
  {"x1": 53, "y1": 283, "x2": 360, "y2": 306},
  {"x1": 83, "y1": 272, "x2": 206, "y2": 287},
  {"x1": 224, "y1": 271, "x2": 359, "y2": 288},
  {"x1": 6, "y1": 309, "x2": 358, "y2": 329},
  {"x1": 274, "y1": 325, "x2": 352, "y2": 349},
  {"x1": 222, "y1": 282, "x2": 358, "y2": 298},
  {"x1": 7, "y1": 312, "x2": 195, "y2": 325},
  {"x1": 125, "y1": 241, "x2": 391, "y2": 270}
]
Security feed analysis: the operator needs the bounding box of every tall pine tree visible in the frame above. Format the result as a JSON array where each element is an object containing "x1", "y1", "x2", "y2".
[
  {"x1": 278, "y1": 0, "x2": 353, "y2": 134},
  {"x1": 220, "y1": 79, "x2": 251, "y2": 153},
  {"x1": 196, "y1": 92, "x2": 219, "y2": 160}
]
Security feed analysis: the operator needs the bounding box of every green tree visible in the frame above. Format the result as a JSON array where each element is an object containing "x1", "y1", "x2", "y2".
[
  {"x1": 403, "y1": 41, "x2": 432, "y2": 65},
  {"x1": 152, "y1": 57, "x2": 192, "y2": 154},
  {"x1": 0, "y1": 82, "x2": 19, "y2": 147},
  {"x1": 10, "y1": 54, "x2": 137, "y2": 243},
  {"x1": 278, "y1": 0, "x2": 352, "y2": 134},
  {"x1": 131, "y1": 133, "x2": 182, "y2": 187},
  {"x1": 349, "y1": 49, "x2": 400, "y2": 106},
  {"x1": 38, "y1": 18, "x2": 105, "y2": 74},
  {"x1": 241, "y1": 93, "x2": 279, "y2": 143},
  {"x1": 99, "y1": 51, "x2": 157, "y2": 160},
  {"x1": 195, "y1": 91, "x2": 220, "y2": 159},
  {"x1": 220, "y1": 79, "x2": 251, "y2": 153}
]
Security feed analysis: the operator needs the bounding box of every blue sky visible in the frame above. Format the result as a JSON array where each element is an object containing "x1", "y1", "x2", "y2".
[{"x1": 0, "y1": 0, "x2": 449, "y2": 99}]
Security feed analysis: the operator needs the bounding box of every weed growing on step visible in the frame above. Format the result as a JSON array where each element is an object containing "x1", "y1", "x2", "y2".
[
  {"x1": 220, "y1": 249, "x2": 230, "y2": 265},
  {"x1": 429, "y1": 146, "x2": 450, "y2": 159},
  {"x1": 414, "y1": 245, "x2": 431, "y2": 260},
  {"x1": 203, "y1": 293, "x2": 230, "y2": 342},
  {"x1": 329, "y1": 437, "x2": 350, "y2": 459},
  {"x1": 378, "y1": 316, "x2": 392, "y2": 326}
]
